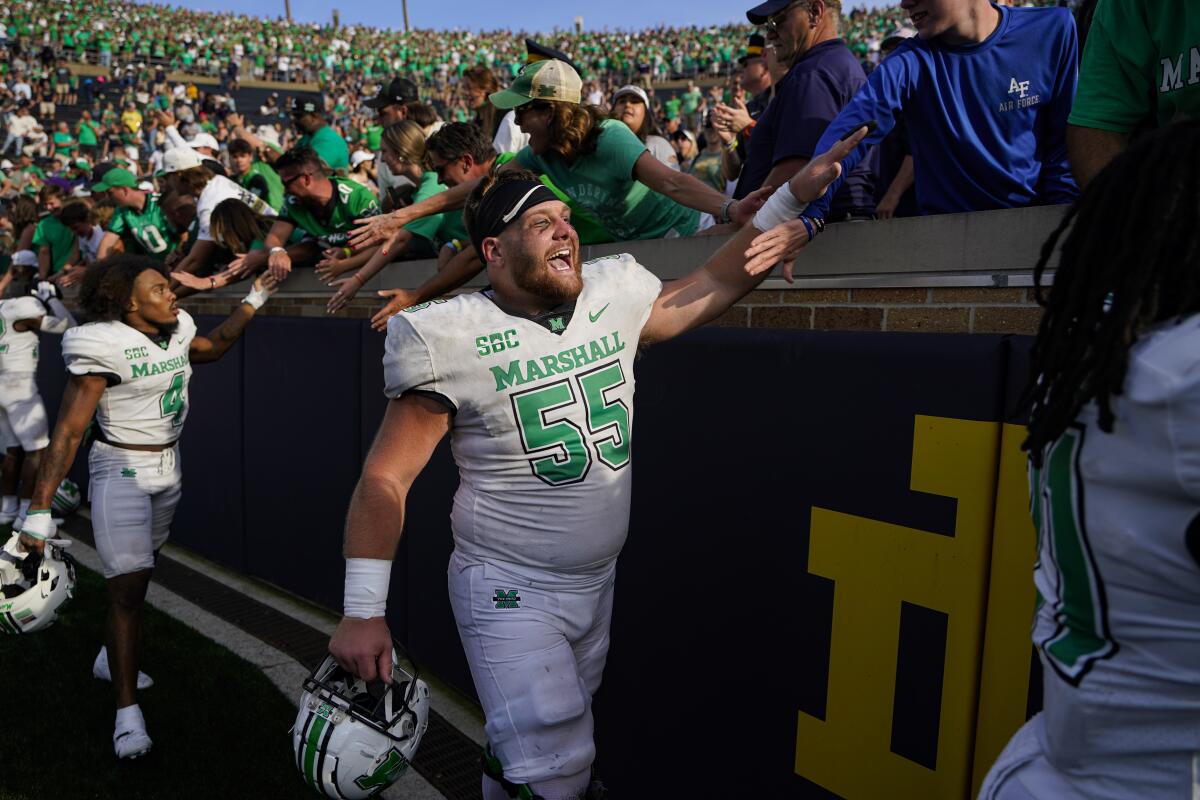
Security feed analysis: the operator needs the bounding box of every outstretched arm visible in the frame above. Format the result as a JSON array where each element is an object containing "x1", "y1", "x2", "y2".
[
  {"x1": 19, "y1": 375, "x2": 107, "y2": 552},
  {"x1": 188, "y1": 274, "x2": 275, "y2": 364},
  {"x1": 639, "y1": 125, "x2": 870, "y2": 346},
  {"x1": 329, "y1": 395, "x2": 451, "y2": 681}
]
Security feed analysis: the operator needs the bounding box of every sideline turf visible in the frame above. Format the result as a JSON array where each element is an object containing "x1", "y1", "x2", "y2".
[{"x1": 0, "y1": 560, "x2": 315, "y2": 800}]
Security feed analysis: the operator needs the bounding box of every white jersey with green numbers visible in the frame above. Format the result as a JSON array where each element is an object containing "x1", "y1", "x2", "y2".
[
  {"x1": 0, "y1": 296, "x2": 46, "y2": 373},
  {"x1": 1028, "y1": 312, "x2": 1200, "y2": 797},
  {"x1": 62, "y1": 311, "x2": 196, "y2": 446},
  {"x1": 383, "y1": 254, "x2": 662, "y2": 574}
]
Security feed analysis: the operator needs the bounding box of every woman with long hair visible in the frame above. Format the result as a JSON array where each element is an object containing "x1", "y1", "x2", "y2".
[
  {"x1": 350, "y1": 59, "x2": 767, "y2": 251},
  {"x1": 462, "y1": 66, "x2": 528, "y2": 153},
  {"x1": 609, "y1": 84, "x2": 679, "y2": 170},
  {"x1": 980, "y1": 118, "x2": 1200, "y2": 800}
]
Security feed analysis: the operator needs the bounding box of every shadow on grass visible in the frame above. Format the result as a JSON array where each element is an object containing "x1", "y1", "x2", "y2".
[{"x1": 0, "y1": 560, "x2": 316, "y2": 800}]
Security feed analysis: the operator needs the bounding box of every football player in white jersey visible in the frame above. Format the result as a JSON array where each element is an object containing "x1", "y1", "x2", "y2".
[
  {"x1": 0, "y1": 249, "x2": 75, "y2": 525},
  {"x1": 980, "y1": 121, "x2": 1200, "y2": 799},
  {"x1": 327, "y1": 126, "x2": 870, "y2": 800},
  {"x1": 18, "y1": 255, "x2": 275, "y2": 760}
]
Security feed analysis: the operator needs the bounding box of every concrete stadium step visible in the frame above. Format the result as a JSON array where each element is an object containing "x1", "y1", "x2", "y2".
[{"x1": 60, "y1": 511, "x2": 487, "y2": 800}]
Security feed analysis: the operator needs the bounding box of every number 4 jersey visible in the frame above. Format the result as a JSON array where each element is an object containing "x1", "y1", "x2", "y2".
[
  {"x1": 62, "y1": 311, "x2": 196, "y2": 445},
  {"x1": 384, "y1": 254, "x2": 661, "y2": 574}
]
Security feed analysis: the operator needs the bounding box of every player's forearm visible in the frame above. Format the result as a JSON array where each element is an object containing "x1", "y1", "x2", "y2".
[
  {"x1": 29, "y1": 431, "x2": 81, "y2": 510},
  {"x1": 201, "y1": 303, "x2": 255, "y2": 361},
  {"x1": 641, "y1": 225, "x2": 766, "y2": 345},
  {"x1": 344, "y1": 471, "x2": 408, "y2": 560}
]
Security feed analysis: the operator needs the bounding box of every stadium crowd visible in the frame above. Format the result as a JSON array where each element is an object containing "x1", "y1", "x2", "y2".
[{"x1": 0, "y1": 0, "x2": 1181, "y2": 328}]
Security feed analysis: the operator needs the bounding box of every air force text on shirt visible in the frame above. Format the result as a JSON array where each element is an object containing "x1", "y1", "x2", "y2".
[{"x1": 1000, "y1": 77, "x2": 1040, "y2": 112}]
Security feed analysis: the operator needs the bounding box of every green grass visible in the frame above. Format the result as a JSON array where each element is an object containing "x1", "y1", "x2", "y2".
[{"x1": 0, "y1": 561, "x2": 319, "y2": 800}]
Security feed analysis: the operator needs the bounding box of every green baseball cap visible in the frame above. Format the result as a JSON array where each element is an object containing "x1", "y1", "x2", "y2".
[
  {"x1": 92, "y1": 167, "x2": 137, "y2": 192},
  {"x1": 489, "y1": 59, "x2": 582, "y2": 110}
]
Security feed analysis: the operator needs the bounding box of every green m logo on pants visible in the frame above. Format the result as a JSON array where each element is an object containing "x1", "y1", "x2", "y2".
[{"x1": 493, "y1": 589, "x2": 521, "y2": 609}]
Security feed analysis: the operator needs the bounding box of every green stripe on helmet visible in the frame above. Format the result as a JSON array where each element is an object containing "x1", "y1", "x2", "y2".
[{"x1": 305, "y1": 714, "x2": 328, "y2": 789}]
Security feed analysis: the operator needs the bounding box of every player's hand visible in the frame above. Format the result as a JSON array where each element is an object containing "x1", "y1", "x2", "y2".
[
  {"x1": 744, "y1": 218, "x2": 812, "y2": 282},
  {"x1": 348, "y1": 211, "x2": 410, "y2": 254},
  {"x1": 267, "y1": 248, "x2": 292, "y2": 283},
  {"x1": 329, "y1": 617, "x2": 393, "y2": 684},
  {"x1": 788, "y1": 122, "x2": 872, "y2": 205},
  {"x1": 253, "y1": 271, "x2": 279, "y2": 296},
  {"x1": 326, "y1": 276, "x2": 361, "y2": 314},
  {"x1": 17, "y1": 532, "x2": 46, "y2": 555},
  {"x1": 370, "y1": 288, "x2": 418, "y2": 332},
  {"x1": 729, "y1": 185, "x2": 774, "y2": 227}
]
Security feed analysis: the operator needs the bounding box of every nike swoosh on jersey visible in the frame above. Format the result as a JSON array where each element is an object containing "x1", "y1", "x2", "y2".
[{"x1": 588, "y1": 303, "x2": 611, "y2": 323}]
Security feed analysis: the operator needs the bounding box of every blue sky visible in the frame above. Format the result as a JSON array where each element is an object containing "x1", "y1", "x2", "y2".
[{"x1": 158, "y1": 0, "x2": 895, "y2": 33}]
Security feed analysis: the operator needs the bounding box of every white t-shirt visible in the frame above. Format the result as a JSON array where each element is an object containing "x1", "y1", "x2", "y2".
[
  {"x1": 492, "y1": 110, "x2": 530, "y2": 155},
  {"x1": 645, "y1": 135, "x2": 680, "y2": 171},
  {"x1": 62, "y1": 311, "x2": 197, "y2": 445},
  {"x1": 195, "y1": 174, "x2": 275, "y2": 242},
  {"x1": 383, "y1": 254, "x2": 662, "y2": 574},
  {"x1": 78, "y1": 224, "x2": 105, "y2": 262},
  {"x1": 0, "y1": 296, "x2": 46, "y2": 373}
]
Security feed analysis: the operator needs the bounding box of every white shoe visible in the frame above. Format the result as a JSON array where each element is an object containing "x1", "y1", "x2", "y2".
[
  {"x1": 113, "y1": 726, "x2": 153, "y2": 759},
  {"x1": 94, "y1": 647, "x2": 154, "y2": 690}
]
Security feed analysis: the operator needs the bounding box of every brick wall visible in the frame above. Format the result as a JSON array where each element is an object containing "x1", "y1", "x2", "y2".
[{"x1": 182, "y1": 285, "x2": 1045, "y2": 335}]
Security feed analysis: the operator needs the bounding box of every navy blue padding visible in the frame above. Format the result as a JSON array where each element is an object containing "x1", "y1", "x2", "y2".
[
  {"x1": 171, "y1": 315, "x2": 246, "y2": 570},
  {"x1": 1003, "y1": 335, "x2": 1035, "y2": 424},
  {"x1": 240, "y1": 317, "x2": 362, "y2": 611},
  {"x1": 592, "y1": 328, "x2": 1010, "y2": 796}
]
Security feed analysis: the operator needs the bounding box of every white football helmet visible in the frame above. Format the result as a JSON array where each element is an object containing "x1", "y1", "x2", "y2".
[
  {"x1": 0, "y1": 535, "x2": 76, "y2": 634},
  {"x1": 293, "y1": 647, "x2": 431, "y2": 798}
]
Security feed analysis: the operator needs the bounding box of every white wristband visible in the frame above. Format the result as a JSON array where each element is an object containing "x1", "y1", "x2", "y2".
[
  {"x1": 751, "y1": 182, "x2": 806, "y2": 232},
  {"x1": 20, "y1": 510, "x2": 55, "y2": 541},
  {"x1": 268, "y1": 246, "x2": 286, "y2": 255},
  {"x1": 344, "y1": 558, "x2": 392, "y2": 619},
  {"x1": 242, "y1": 284, "x2": 270, "y2": 310}
]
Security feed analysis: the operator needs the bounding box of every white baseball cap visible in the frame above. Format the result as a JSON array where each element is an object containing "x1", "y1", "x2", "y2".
[
  {"x1": 11, "y1": 250, "x2": 38, "y2": 267},
  {"x1": 186, "y1": 132, "x2": 220, "y2": 152},
  {"x1": 157, "y1": 146, "x2": 204, "y2": 175},
  {"x1": 138, "y1": 181, "x2": 155, "y2": 192},
  {"x1": 612, "y1": 85, "x2": 650, "y2": 107},
  {"x1": 0, "y1": 159, "x2": 12, "y2": 170},
  {"x1": 350, "y1": 150, "x2": 375, "y2": 168}
]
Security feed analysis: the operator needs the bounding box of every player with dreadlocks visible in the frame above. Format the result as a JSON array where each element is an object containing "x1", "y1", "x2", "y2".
[{"x1": 980, "y1": 118, "x2": 1200, "y2": 799}]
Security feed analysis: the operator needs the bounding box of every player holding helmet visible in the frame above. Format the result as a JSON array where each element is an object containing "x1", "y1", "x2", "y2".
[
  {"x1": 327, "y1": 127, "x2": 870, "y2": 799},
  {"x1": 18, "y1": 255, "x2": 275, "y2": 759}
]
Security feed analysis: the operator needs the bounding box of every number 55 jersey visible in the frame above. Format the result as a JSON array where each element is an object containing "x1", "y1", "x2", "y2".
[
  {"x1": 62, "y1": 311, "x2": 196, "y2": 445},
  {"x1": 384, "y1": 255, "x2": 661, "y2": 575}
]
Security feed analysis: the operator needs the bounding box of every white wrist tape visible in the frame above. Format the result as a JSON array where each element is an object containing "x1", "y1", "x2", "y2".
[
  {"x1": 242, "y1": 284, "x2": 270, "y2": 310},
  {"x1": 20, "y1": 510, "x2": 55, "y2": 541},
  {"x1": 344, "y1": 558, "x2": 392, "y2": 619},
  {"x1": 751, "y1": 182, "x2": 806, "y2": 232}
]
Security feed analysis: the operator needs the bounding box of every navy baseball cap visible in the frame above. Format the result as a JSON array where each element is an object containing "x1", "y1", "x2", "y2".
[
  {"x1": 525, "y1": 39, "x2": 578, "y2": 73},
  {"x1": 289, "y1": 96, "x2": 321, "y2": 115},
  {"x1": 365, "y1": 77, "x2": 418, "y2": 109},
  {"x1": 747, "y1": 0, "x2": 794, "y2": 24}
]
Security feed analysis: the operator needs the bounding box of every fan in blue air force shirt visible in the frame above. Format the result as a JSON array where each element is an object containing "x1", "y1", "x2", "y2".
[{"x1": 804, "y1": 3, "x2": 1079, "y2": 219}]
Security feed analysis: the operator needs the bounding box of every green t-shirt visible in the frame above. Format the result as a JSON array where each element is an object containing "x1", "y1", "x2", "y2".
[
  {"x1": 279, "y1": 177, "x2": 379, "y2": 247},
  {"x1": 31, "y1": 214, "x2": 76, "y2": 272},
  {"x1": 77, "y1": 119, "x2": 99, "y2": 146},
  {"x1": 403, "y1": 172, "x2": 453, "y2": 258},
  {"x1": 298, "y1": 124, "x2": 350, "y2": 171},
  {"x1": 664, "y1": 98, "x2": 682, "y2": 120},
  {"x1": 516, "y1": 119, "x2": 698, "y2": 241},
  {"x1": 681, "y1": 88, "x2": 703, "y2": 114},
  {"x1": 1069, "y1": 0, "x2": 1200, "y2": 131},
  {"x1": 688, "y1": 151, "x2": 725, "y2": 193},
  {"x1": 366, "y1": 124, "x2": 383, "y2": 153},
  {"x1": 52, "y1": 132, "x2": 76, "y2": 152},
  {"x1": 240, "y1": 160, "x2": 286, "y2": 212},
  {"x1": 107, "y1": 193, "x2": 178, "y2": 260},
  {"x1": 494, "y1": 150, "x2": 611, "y2": 245}
]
